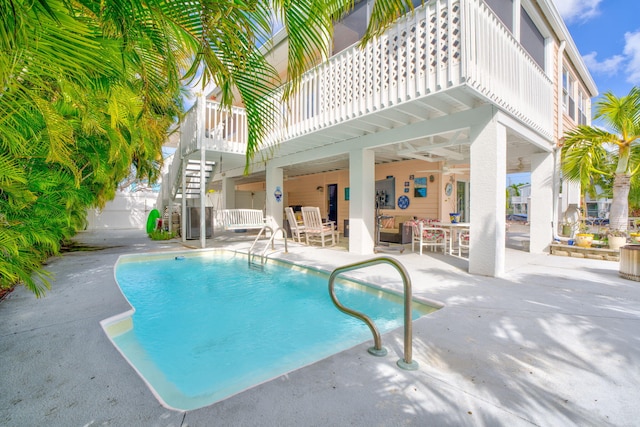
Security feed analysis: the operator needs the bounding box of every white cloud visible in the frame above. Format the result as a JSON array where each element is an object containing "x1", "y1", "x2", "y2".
[
  {"x1": 623, "y1": 30, "x2": 640, "y2": 84},
  {"x1": 555, "y1": 0, "x2": 602, "y2": 23},
  {"x1": 582, "y1": 51, "x2": 625, "y2": 76},
  {"x1": 581, "y1": 30, "x2": 640, "y2": 86}
]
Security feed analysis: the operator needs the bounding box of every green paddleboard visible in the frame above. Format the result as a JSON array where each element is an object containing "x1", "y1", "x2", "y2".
[{"x1": 146, "y1": 209, "x2": 161, "y2": 233}]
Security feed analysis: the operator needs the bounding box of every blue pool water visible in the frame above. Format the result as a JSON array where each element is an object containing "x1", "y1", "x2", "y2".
[{"x1": 105, "y1": 251, "x2": 435, "y2": 410}]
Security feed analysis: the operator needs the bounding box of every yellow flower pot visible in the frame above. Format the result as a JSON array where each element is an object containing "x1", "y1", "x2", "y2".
[{"x1": 575, "y1": 233, "x2": 594, "y2": 248}]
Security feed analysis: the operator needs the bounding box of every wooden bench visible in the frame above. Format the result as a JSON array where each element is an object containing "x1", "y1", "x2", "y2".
[{"x1": 221, "y1": 209, "x2": 268, "y2": 232}]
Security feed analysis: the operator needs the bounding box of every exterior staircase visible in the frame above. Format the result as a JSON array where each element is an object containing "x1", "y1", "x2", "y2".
[{"x1": 181, "y1": 160, "x2": 216, "y2": 200}]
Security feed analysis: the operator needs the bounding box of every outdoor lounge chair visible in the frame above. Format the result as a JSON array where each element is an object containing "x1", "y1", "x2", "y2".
[
  {"x1": 285, "y1": 207, "x2": 305, "y2": 243},
  {"x1": 301, "y1": 206, "x2": 335, "y2": 247}
]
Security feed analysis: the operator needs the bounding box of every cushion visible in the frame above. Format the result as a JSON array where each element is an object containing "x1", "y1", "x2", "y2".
[
  {"x1": 422, "y1": 229, "x2": 445, "y2": 241},
  {"x1": 395, "y1": 215, "x2": 414, "y2": 224},
  {"x1": 380, "y1": 217, "x2": 395, "y2": 229}
]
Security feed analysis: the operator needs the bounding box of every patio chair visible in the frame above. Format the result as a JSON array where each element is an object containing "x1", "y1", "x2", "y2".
[
  {"x1": 458, "y1": 229, "x2": 470, "y2": 257},
  {"x1": 285, "y1": 207, "x2": 305, "y2": 243},
  {"x1": 410, "y1": 221, "x2": 447, "y2": 255},
  {"x1": 301, "y1": 206, "x2": 335, "y2": 247}
]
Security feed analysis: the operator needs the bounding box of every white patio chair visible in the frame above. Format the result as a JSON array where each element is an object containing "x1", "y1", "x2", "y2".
[
  {"x1": 458, "y1": 229, "x2": 470, "y2": 257},
  {"x1": 301, "y1": 206, "x2": 335, "y2": 247},
  {"x1": 411, "y1": 221, "x2": 447, "y2": 255},
  {"x1": 285, "y1": 207, "x2": 305, "y2": 243}
]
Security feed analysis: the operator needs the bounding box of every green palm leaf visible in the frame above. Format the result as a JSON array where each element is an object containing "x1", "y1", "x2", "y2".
[{"x1": 562, "y1": 87, "x2": 640, "y2": 231}]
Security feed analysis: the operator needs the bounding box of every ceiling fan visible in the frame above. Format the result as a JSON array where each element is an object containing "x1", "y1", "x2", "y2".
[
  {"x1": 416, "y1": 165, "x2": 470, "y2": 175},
  {"x1": 513, "y1": 157, "x2": 526, "y2": 171}
]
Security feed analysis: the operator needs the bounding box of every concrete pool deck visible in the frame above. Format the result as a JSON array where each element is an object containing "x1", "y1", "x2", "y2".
[{"x1": 1, "y1": 229, "x2": 638, "y2": 426}]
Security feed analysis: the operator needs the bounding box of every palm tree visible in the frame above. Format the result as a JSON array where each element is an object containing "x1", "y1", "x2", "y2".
[
  {"x1": 561, "y1": 87, "x2": 640, "y2": 232},
  {"x1": 1, "y1": 0, "x2": 415, "y2": 295},
  {"x1": 508, "y1": 183, "x2": 526, "y2": 197}
]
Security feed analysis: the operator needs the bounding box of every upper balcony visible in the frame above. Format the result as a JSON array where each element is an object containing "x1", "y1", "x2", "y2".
[{"x1": 197, "y1": 0, "x2": 554, "y2": 159}]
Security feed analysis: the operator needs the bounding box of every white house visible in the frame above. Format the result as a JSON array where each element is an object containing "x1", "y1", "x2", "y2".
[
  {"x1": 157, "y1": 0, "x2": 597, "y2": 277},
  {"x1": 509, "y1": 183, "x2": 530, "y2": 217}
]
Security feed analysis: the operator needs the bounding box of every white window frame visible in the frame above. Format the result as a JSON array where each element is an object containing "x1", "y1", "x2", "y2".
[{"x1": 562, "y1": 68, "x2": 575, "y2": 119}]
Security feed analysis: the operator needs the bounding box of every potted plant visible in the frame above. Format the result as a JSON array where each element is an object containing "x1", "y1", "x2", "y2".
[
  {"x1": 575, "y1": 222, "x2": 594, "y2": 248},
  {"x1": 606, "y1": 229, "x2": 628, "y2": 251},
  {"x1": 561, "y1": 220, "x2": 575, "y2": 237}
]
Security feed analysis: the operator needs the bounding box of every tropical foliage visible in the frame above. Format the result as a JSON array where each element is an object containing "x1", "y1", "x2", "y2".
[
  {"x1": 1, "y1": 0, "x2": 185, "y2": 295},
  {"x1": 505, "y1": 182, "x2": 527, "y2": 211},
  {"x1": 561, "y1": 87, "x2": 640, "y2": 232},
  {"x1": 1, "y1": 0, "x2": 413, "y2": 296}
]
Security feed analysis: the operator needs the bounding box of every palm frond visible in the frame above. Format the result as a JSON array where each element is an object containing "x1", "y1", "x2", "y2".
[{"x1": 362, "y1": 0, "x2": 416, "y2": 44}]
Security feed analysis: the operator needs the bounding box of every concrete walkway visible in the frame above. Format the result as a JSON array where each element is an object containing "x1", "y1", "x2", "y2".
[{"x1": 1, "y1": 229, "x2": 638, "y2": 426}]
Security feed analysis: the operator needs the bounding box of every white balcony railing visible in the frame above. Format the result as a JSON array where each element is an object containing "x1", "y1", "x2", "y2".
[
  {"x1": 203, "y1": 104, "x2": 248, "y2": 155},
  {"x1": 265, "y1": 0, "x2": 467, "y2": 145},
  {"x1": 462, "y1": 0, "x2": 553, "y2": 137},
  {"x1": 511, "y1": 196, "x2": 529, "y2": 204},
  {"x1": 200, "y1": 0, "x2": 553, "y2": 155},
  {"x1": 180, "y1": 105, "x2": 198, "y2": 158}
]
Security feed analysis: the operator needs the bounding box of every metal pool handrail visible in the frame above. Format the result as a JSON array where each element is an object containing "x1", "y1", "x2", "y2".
[
  {"x1": 328, "y1": 256, "x2": 418, "y2": 371},
  {"x1": 248, "y1": 226, "x2": 288, "y2": 268}
]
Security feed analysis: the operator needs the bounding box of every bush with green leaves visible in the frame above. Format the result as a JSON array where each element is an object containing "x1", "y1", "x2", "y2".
[{"x1": 1, "y1": 0, "x2": 414, "y2": 296}]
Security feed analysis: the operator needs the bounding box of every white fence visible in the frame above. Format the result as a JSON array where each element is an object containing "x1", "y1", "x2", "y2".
[{"x1": 86, "y1": 191, "x2": 158, "y2": 230}]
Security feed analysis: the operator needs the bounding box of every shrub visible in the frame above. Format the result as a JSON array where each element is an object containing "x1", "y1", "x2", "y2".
[{"x1": 148, "y1": 230, "x2": 176, "y2": 241}]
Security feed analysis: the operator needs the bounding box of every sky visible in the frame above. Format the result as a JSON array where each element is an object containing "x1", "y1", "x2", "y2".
[{"x1": 556, "y1": 0, "x2": 640, "y2": 98}]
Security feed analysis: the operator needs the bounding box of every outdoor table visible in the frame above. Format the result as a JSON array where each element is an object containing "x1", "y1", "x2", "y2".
[{"x1": 433, "y1": 222, "x2": 470, "y2": 255}]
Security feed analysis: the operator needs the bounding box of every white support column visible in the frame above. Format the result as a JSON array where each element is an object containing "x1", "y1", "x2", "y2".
[
  {"x1": 198, "y1": 94, "x2": 207, "y2": 249},
  {"x1": 222, "y1": 177, "x2": 235, "y2": 210},
  {"x1": 181, "y1": 158, "x2": 187, "y2": 243},
  {"x1": 349, "y1": 148, "x2": 375, "y2": 255},
  {"x1": 530, "y1": 151, "x2": 554, "y2": 253},
  {"x1": 512, "y1": 0, "x2": 521, "y2": 41},
  {"x1": 265, "y1": 164, "x2": 284, "y2": 236},
  {"x1": 561, "y1": 177, "x2": 581, "y2": 218},
  {"x1": 469, "y1": 115, "x2": 506, "y2": 277}
]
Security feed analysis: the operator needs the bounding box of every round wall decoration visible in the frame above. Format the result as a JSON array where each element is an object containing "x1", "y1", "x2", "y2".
[
  {"x1": 445, "y1": 182, "x2": 453, "y2": 196},
  {"x1": 398, "y1": 195, "x2": 410, "y2": 209}
]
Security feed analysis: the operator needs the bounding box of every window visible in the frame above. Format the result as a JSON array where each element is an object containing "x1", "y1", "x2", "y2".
[
  {"x1": 485, "y1": 0, "x2": 514, "y2": 31},
  {"x1": 332, "y1": 0, "x2": 369, "y2": 55},
  {"x1": 562, "y1": 68, "x2": 575, "y2": 120},
  {"x1": 520, "y1": 7, "x2": 545, "y2": 69},
  {"x1": 577, "y1": 90, "x2": 588, "y2": 125},
  {"x1": 332, "y1": 0, "x2": 423, "y2": 55},
  {"x1": 586, "y1": 203, "x2": 599, "y2": 219}
]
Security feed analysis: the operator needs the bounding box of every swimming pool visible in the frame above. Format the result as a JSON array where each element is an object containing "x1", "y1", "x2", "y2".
[{"x1": 102, "y1": 250, "x2": 437, "y2": 410}]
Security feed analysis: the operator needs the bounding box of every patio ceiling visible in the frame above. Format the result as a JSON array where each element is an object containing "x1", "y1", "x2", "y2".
[{"x1": 228, "y1": 126, "x2": 540, "y2": 187}]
